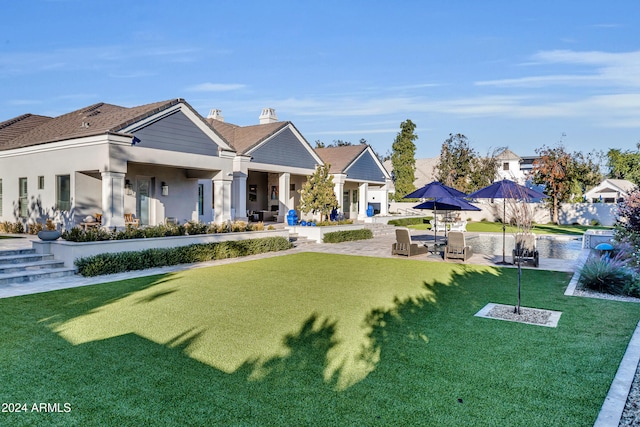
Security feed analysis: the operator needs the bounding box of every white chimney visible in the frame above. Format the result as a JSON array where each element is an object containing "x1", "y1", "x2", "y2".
[
  {"x1": 259, "y1": 108, "x2": 278, "y2": 124},
  {"x1": 207, "y1": 109, "x2": 224, "y2": 122}
]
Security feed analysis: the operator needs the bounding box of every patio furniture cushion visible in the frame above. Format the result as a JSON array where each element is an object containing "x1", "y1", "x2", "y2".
[
  {"x1": 392, "y1": 228, "x2": 428, "y2": 257},
  {"x1": 444, "y1": 231, "x2": 473, "y2": 261}
]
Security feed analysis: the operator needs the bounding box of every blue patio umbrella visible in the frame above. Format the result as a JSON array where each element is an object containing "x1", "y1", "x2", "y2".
[
  {"x1": 468, "y1": 179, "x2": 547, "y2": 263},
  {"x1": 404, "y1": 181, "x2": 467, "y2": 199},
  {"x1": 414, "y1": 197, "x2": 480, "y2": 240},
  {"x1": 404, "y1": 182, "x2": 469, "y2": 241}
]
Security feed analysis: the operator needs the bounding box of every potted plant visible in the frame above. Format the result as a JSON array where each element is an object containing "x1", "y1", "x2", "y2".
[{"x1": 37, "y1": 219, "x2": 61, "y2": 241}]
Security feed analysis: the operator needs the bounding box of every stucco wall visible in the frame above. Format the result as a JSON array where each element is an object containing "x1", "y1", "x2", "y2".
[{"x1": 389, "y1": 201, "x2": 619, "y2": 226}]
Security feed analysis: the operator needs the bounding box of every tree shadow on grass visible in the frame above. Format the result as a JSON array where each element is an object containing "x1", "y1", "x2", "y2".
[{"x1": 1, "y1": 265, "x2": 525, "y2": 425}]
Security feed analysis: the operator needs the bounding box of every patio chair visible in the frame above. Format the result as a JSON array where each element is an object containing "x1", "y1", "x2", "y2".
[
  {"x1": 432, "y1": 221, "x2": 448, "y2": 233},
  {"x1": 444, "y1": 231, "x2": 473, "y2": 261},
  {"x1": 449, "y1": 220, "x2": 467, "y2": 232},
  {"x1": 512, "y1": 233, "x2": 539, "y2": 267},
  {"x1": 392, "y1": 228, "x2": 428, "y2": 257},
  {"x1": 124, "y1": 213, "x2": 140, "y2": 227}
]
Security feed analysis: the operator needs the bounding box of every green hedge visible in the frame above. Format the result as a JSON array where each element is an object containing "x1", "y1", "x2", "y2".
[
  {"x1": 75, "y1": 237, "x2": 293, "y2": 277},
  {"x1": 387, "y1": 217, "x2": 431, "y2": 226},
  {"x1": 322, "y1": 228, "x2": 373, "y2": 243}
]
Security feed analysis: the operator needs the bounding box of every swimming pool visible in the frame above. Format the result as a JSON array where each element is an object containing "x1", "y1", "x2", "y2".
[{"x1": 465, "y1": 234, "x2": 583, "y2": 260}]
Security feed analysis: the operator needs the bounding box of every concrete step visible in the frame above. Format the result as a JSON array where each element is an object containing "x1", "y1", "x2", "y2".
[
  {"x1": 0, "y1": 267, "x2": 77, "y2": 286},
  {"x1": 289, "y1": 233, "x2": 314, "y2": 247},
  {"x1": 0, "y1": 248, "x2": 36, "y2": 257},
  {"x1": 0, "y1": 259, "x2": 66, "y2": 274},
  {"x1": 0, "y1": 253, "x2": 54, "y2": 265}
]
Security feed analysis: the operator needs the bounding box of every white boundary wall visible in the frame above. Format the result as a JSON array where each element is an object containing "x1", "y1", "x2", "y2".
[{"x1": 389, "y1": 202, "x2": 619, "y2": 226}]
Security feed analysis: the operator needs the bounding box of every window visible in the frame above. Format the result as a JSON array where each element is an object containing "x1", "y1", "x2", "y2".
[
  {"x1": 18, "y1": 178, "x2": 27, "y2": 218},
  {"x1": 290, "y1": 183, "x2": 295, "y2": 191},
  {"x1": 56, "y1": 175, "x2": 71, "y2": 211},
  {"x1": 503, "y1": 162, "x2": 509, "y2": 171},
  {"x1": 38, "y1": 176, "x2": 44, "y2": 190},
  {"x1": 198, "y1": 184, "x2": 204, "y2": 215},
  {"x1": 0, "y1": 179, "x2": 3, "y2": 216}
]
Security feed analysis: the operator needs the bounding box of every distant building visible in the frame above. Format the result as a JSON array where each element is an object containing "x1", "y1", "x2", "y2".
[{"x1": 584, "y1": 179, "x2": 636, "y2": 203}]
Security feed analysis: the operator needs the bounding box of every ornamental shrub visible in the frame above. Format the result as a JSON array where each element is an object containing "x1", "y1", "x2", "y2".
[
  {"x1": 323, "y1": 228, "x2": 373, "y2": 243},
  {"x1": 578, "y1": 253, "x2": 635, "y2": 295},
  {"x1": 387, "y1": 217, "x2": 430, "y2": 226},
  {"x1": 75, "y1": 237, "x2": 293, "y2": 276}
]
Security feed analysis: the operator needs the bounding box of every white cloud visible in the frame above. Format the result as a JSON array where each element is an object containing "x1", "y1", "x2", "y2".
[
  {"x1": 477, "y1": 49, "x2": 640, "y2": 88},
  {"x1": 186, "y1": 83, "x2": 247, "y2": 92}
]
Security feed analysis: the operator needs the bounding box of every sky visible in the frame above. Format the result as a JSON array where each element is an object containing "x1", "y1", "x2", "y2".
[{"x1": 2, "y1": 0, "x2": 640, "y2": 160}]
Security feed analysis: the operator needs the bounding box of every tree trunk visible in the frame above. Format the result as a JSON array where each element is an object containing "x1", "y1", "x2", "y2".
[{"x1": 552, "y1": 197, "x2": 559, "y2": 224}]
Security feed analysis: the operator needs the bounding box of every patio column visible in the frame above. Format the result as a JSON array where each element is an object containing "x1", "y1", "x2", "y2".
[
  {"x1": 278, "y1": 172, "x2": 291, "y2": 222},
  {"x1": 358, "y1": 182, "x2": 368, "y2": 219},
  {"x1": 213, "y1": 177, "x2": 232, "y2": 223},
  {"x1": 380, "y1": 179, "x2": 391, "y2": 215},
  {"x1": 333, "y1": 174, "x2": 346, "y2": 215},
  {"x1": 101, "y1": 171, "x2": 125, "y2": 227},
  {"x1": 232, "y1": 171, "x2": 248, "y2": 222}
]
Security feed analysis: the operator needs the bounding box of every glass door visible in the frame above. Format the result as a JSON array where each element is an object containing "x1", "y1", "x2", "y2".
[
  {"x1": 342, "y1": 191, "x2": 350, "y2": 219},
  {"x1": 136, "y1": 178, "x2": 151, "y2": 225}
]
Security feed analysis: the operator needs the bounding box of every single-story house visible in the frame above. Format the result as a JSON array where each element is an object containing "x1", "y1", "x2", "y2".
[
  {"x1": 315, "y1": 144, "x2": 391, "y2": 218},
  {"x1": 0, "y1": 99, "x2": 235, "y2": 228},
  {"x1": 208, "y1": 108, "x2": 391, "y2": 221},
  {"x1": 0, "y1": 101, "x2": 391, "y2": 228},
  {"x1": 584, "y1": 178, "x2": 636, "y2": 203}
]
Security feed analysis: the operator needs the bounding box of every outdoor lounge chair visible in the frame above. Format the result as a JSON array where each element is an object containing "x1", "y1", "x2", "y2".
[
  {"x1": 444, "y1": 231, "x2": 473, "y2": 261},
  {"x1": 449, "y1": 220, "x2": 467, "y2": 232},
  {"x1": 124, "y1": 213, "x2": 140, "y2": 227},
  {"x1": 392, "y1": 228, "x2": 428, "y2": 257},
  {"x1": 512, "y1": 233, "x2": 539, "y2": 267}
]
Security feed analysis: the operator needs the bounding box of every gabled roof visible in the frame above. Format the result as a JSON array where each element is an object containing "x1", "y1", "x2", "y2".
[
  {"x1": 0, "y1": 114, "x2": 53, "y2": 146},
  {"x1": 496, "y1": 148, "x2": 521, "y2": 161},
  {"x1": 206, "y1": 119, "x2": 287, "y2": 154},
  {"x1": 314, "y1": 145, "x2": 369, "y2": 174},
  {"x1": 586, "y1": 178, "x2": 636, "y2": 196},
  {"x1": 0, "y1": 98, "x2": 220, "y2": 152}
]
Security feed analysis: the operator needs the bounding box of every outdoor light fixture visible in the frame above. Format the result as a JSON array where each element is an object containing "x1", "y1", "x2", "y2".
[
  {"x1": 125, "y1": 179, "x2": 133, "y2": 196},
  {"x1": 161, "y1": 182, "x2": 169, "y2": 196}
]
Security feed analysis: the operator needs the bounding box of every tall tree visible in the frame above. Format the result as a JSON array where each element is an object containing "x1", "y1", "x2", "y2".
[
  {"x1": 607, "y1": 144, "x2": 640, "y2": 185},
  {"x1": 390, "y1": 120, "x2": 418, "y2": 200},
  {"x1": 532, "y1": 144, "x2": 602, "y2": 222},
  {"x1": 435, "y1": 133, "x2": 499, "y2": 193},
  {"x1": 298, "y1": 164, "x2": 339, "y2": 222}
]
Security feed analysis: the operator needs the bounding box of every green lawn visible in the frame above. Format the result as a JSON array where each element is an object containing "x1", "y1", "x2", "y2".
[
  {"x1": 409, "y1": 221, "x2": 612, "y2": 235},
  {"x1": 1, "y1": 253, "x2": 638, "y2": 426}
]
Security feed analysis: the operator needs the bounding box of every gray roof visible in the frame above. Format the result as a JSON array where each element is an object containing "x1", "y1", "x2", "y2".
[{"x1": 0, "y1": 98, "x2": 226, "y2": 152}]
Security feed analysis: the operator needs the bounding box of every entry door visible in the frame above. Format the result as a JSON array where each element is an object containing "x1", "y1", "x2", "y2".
[
  {"x1": 136, "y1": 178, "x2": 151, "y2": 225},
  {"x1": 342, "y1": 191, "x2": 350, "y2": 219}
]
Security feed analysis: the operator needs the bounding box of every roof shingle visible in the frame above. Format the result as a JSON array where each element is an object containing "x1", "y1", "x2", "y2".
[{"x1": 0, "y1": 99, "x2": 184, "y2": 151}]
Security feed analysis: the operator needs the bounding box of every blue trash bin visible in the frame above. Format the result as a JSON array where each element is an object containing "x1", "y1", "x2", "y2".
[
  {"x1": 366, "y1": 205, "x2": 374, "y2": 217},
  {"x1": 286, "y1": 209, "x2": 298, "y2": 226}
]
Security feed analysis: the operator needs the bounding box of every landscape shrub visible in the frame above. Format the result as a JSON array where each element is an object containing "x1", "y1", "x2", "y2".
[
  {"x1": 387, "y1": 217, "x2": 430, "y2": 226},
  {"x1": 323, "y1": 228, "x2": 373, "y2": 243},
  {"x1": 314, "y1": 219, "x2": 354, "y2": 226},
  {"x1": 0, "y1": 221, "x2": 25, "y2": 234},
  {"x1": 75, "y1": 237, "x2": 293, "y2": 276},
  {"x1": 578, "y1": 253, "x2": 636, "y2": 295},
  {"x1": 62, "y1": 220, "x2": 259, "y2": 242}
]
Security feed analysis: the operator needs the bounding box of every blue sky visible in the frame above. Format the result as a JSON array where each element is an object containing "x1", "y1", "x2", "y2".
[{"x1": 2, "y1": 1, "x2": 640, "y2": 160}]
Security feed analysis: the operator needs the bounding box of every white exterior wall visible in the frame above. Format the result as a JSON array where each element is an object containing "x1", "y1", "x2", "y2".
[
  {"x1": 389, "y1": 201, "x2": 619, "y2": 226},
  {"x1": 0, "y1": 136, "x2": 112, "y2": 226}
]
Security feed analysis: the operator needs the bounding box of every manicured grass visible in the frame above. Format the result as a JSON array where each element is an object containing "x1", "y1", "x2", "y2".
[
  {"x1": 409, "y1": 221, "x2": 612, "y2": 235},
  {"x1": 1, "y1": 253, "x2": 639, "y2": 425}
]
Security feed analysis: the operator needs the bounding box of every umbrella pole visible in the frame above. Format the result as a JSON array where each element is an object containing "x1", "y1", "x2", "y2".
[
  {"x1": 433, "y1": 206, "x2": 437, "y2": 242},
  {"x1": 502, "y1": 200, "x2": 506, "y2": 263}
]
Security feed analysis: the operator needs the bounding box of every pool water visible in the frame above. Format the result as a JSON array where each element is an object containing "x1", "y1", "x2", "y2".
[{"x1": 465, "y1": 234, "x2": 582, "y2": 260}]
